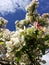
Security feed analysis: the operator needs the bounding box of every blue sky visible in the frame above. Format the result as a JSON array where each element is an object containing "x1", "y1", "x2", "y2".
[{"x1": 0, "y1": 0, "x2": 49, "y2": 65}]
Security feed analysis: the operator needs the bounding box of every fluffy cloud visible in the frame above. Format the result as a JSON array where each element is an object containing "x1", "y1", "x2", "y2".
[
  {"x1": 42, "y1": 53, "x2": 49, "y2": 65},
  {"x1": 13, "y1": 0, "x2": 31, "y2": 8},
  {"x1": 0, "y1": 0, "x2": 31, "y2": 15}
]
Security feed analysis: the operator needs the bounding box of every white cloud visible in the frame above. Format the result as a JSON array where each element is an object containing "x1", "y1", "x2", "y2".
[
  {"x1": 0, "y1": 0, "x2": 31, "y2": 15},
  {"x1": 13, "y1": 0, "x2": 31, "y2": 8}
]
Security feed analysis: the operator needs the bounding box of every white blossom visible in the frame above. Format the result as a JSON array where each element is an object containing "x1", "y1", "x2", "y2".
[
  {"x1": 3, "y1": 29, "x2": 10, "y2": 40},
  {"x1": 5, "y1": 41, "x2": 13, "y2": 52},
  {"x1": 6, "y1": 53, "x2": 9, "y2": 57},
  {"x1": 11, "y1": 37, "x2": 20, "y2": 45}
]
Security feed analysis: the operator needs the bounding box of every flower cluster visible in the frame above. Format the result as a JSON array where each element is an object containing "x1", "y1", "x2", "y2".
[{"x1": 0, "y1": 0, "x2": 49, "y2": 65}]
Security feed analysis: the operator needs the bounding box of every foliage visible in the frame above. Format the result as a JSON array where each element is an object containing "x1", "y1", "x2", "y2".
[{"x1": 0, "y1": 0, "x2": 49, "y2": 65}]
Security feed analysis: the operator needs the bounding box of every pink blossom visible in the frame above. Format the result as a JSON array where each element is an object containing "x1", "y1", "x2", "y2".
[{"x1": 34, "y1": 22, "x2": 43, "y2": 30}]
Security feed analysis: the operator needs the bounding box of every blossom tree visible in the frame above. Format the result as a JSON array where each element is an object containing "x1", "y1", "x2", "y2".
[{"x1": 0, "y1": 0, "x2": 49, "y2": 65}]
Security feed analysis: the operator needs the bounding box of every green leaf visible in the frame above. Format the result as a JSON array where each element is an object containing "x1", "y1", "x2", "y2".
[
  {"x1": 0, "y1": 41, "x2": 4, "y2": 45},
  {"x1": 15, "y1": 51, "x2": 22, "y2": 62},
  {"x1": 44, "y1": 34, "x2": 49, "y2": 41}
]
